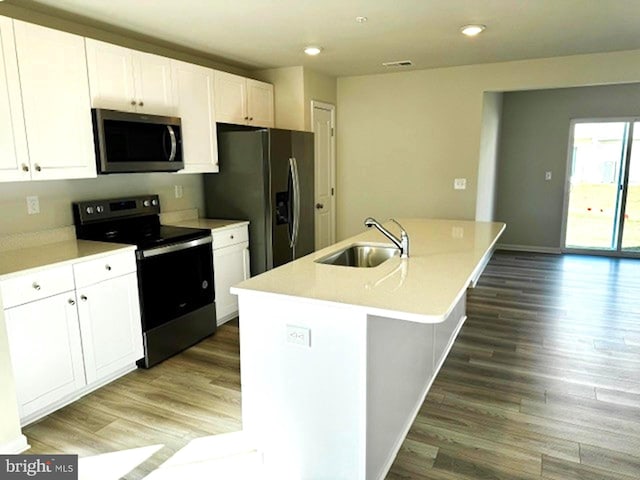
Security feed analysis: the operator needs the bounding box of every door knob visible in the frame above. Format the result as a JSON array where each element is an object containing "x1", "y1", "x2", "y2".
[{"x1": 315, "y1": 203, "x2": 324, "y2": 209}]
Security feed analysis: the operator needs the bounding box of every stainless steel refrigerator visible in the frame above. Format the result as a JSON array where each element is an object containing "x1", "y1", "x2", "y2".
[{"x1": 204, "y1": 126, "x2": 315, "y2": 276}]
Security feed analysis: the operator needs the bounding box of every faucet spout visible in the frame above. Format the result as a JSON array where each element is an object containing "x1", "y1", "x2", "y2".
[{"x1": 364, "y1": 217, "x2": 410, "y2": 258}]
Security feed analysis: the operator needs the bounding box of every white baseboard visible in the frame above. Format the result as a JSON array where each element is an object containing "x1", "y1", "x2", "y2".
[
  {"x1": 0, "y1": 434, "x2": 29, "y2": 454},
  {"x1": 496, "y1": 243, "x2": 561, "y2": 254}
]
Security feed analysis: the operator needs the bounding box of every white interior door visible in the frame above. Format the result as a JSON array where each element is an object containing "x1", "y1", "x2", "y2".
[{"x1": 312, "y1": 102, "x2": 336, "y2": 249}]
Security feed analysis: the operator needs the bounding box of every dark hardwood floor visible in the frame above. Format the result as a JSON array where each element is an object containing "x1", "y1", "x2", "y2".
[
  {"x1": 23, "y1": 251, "x2": 640, "y2": 479},
  {"x1": 387, "y1": 251, "x2": 640, "y2": 479}
]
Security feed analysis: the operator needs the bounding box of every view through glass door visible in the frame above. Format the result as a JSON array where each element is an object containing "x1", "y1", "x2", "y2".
[{"x1": 564, "y1": 120, "x2": 640, "y2": 254}]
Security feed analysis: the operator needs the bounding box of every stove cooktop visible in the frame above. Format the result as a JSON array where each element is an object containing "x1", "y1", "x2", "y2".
[
  {"x1": 73, "y1": 195, "x2": 210, "y2": 250},
  {"x1": 101, "y1": 224, "x2": 210, "y2": 250}
]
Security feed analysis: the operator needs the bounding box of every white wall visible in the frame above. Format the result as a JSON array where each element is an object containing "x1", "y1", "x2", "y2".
[
  {"x1": 336, "y1": 49, "x2": 640, "y2": 239},
  {"x1": 254, "y1": 66, "x2": 306, "y2": 131},
  {"x1": 254, "y1": 67, "x2": 337, "y2": 132},
  {"x1": 475, "y1": 92, "x2": 503, "y2": 222}
]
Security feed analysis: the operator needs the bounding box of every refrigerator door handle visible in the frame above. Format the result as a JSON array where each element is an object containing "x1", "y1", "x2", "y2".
[{"x1": 289, "y1": 157, "x2": 301, "y2": 248}]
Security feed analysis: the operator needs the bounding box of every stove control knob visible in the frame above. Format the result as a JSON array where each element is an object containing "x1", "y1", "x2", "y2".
[
  {"x1": 96, "y1": 205, "x2": 104, "y2": 213},
  {"x1": 151, "y1": 199, "x2": 158, "y2": 206},
  {"x1": 86, "y1": 206, "x2": 95, "y2": 214},
  {"x1": 143, "y1": 200, "x2": 151, "y2": 207}
]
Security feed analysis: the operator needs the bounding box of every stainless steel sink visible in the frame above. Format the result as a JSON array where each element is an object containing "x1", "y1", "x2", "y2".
[{"x1": 315, "y1": 243, "x2": 399, "y2": 268}]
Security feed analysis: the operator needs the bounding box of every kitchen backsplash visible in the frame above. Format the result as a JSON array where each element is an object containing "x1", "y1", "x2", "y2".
[{"x1": 0, "y1": 173, "x2": 205, "y2": 238}]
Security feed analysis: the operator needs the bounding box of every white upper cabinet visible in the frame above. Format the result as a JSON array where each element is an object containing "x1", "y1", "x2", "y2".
[
  {"x1": 12, "y1": 20, "x2": 97, "y2": 180},
  {"x1": 215, "y1": 71, "x2": 274, "y2": 128},
  {"x1": 0, "y1": 18, "x2": 29, "y2": 182},
  {"x1": 171, "y1": 60, "x2": 219, "y2": 173},
  {"x1": 86, "y1": 39, "x2": 175, "y2": 116},
  {"x1": 247, "y1": 79, "x2": 275, "y2": 128},
  {"x1": 215, "y1": 71, "x2": 247, "y2": 124}
]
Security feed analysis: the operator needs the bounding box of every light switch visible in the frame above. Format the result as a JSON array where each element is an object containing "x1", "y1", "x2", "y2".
[
  {"x1": 286, "y1": 325, "x2": 311, "y2": 347},
  {"x1": 454, "y1": 178, "x2": 467, "y2": 190},
  {"x1": 174, "y1": 185, "x2": 184, "y2": 198},
  {"x1": 545, "y1": 171, "x2": 552, "y2": 181}
]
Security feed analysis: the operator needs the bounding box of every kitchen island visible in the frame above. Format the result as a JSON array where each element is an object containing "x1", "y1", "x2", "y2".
[{"x1": 232, "y1": 219, "x2": 505, "y2": 480}]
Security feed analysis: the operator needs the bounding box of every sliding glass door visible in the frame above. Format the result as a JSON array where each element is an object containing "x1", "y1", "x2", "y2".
[
  {"x1": 621, "y1": 124, "x2": 640, "y2": 252},
  {"x1": 564, "y1": 120, "x2": 640, "y2": 255}
]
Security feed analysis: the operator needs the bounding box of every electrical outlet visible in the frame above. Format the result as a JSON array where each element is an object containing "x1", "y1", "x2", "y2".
[
  {"x1": 545, "y1": 171, "x2": 552, "y2": 181},
  {"x1": 454, "y1": 178, "x2": 467, "y2": 190},
  {"x1": 26, "y1": 196, "x2": 40, "y2": 215},
  {"x1": 286, "y1": 325, "x2": 311, "y2": 347},
  {"x1": 174, "y1": 185, "x2": 184, "y2": 199}
]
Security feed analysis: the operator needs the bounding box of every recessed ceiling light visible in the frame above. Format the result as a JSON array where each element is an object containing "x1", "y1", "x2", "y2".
[
  {"x1": 304, "y1": 46, "x2": 323, "y2": 56},
  {"x1": 460, "y1": 24, "x2": 486, "y2": 37},
  {"x1": 355, "y1": 16, "x2": 368, "y2": 23}
]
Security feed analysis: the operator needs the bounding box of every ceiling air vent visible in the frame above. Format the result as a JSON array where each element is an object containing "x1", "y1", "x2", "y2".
[{"x1": 382, "y1": 60, "x2": 413, "y2": 68}]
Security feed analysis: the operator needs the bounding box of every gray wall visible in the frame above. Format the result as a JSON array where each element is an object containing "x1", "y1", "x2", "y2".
[{"x1": 496, "y1": 83, "x2": 640, "y2": 249}]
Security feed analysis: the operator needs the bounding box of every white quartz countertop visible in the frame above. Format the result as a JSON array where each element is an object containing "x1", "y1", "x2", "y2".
[
  {"x1": 232, "y1": 219, "x2": 505, "y2": 323},
  {"x1": 0, "y1": 240, "x2": 136, "y2": 280},
  {"x1": 165, "y1": 218, "x2": 249, "y2": 231}
]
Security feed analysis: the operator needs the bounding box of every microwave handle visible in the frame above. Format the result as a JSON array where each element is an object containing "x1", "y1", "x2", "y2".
[{"x1": 166, "y1": 126, "x2": 177, "y2": 162}]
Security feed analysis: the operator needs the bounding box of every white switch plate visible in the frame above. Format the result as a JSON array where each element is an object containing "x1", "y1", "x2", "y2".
[
  {"x1": 26, "y1": 195, "x2": 40, "y2": 215},
  {"x1": 454, "y1": 178, "x2": 467, "y2": 190},
  {"x1": 286, "y1": 325, "x2": 311, "y2": 347},
  {"x1": 174, "y1": 185, "x2": 184, "y2": 199},
  {"x1": 545, "y1": 171, "x2": 552, "y2": 181}
]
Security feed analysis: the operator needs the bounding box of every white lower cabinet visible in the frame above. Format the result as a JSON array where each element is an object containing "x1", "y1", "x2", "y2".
[
  {"x1": 212, "y1": 225, "x2": 250, "y2": 325},
  {"x1": 4, "y1": 292, "x2": 85, "y2": 421},
  {"x1": 214, "y1": 243, "x2": 250, "y2": 324},
  {"x1": 1, "y1": 249, "x2": 142, "y2": 425},
  {"x1": 76, "y1": 273, "x2": 143, "y2": 385}
]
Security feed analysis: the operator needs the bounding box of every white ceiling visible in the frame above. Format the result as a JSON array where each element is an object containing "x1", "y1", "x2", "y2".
[{"x1": 24, "y1": 0, "x2": 640, "y2": 76}]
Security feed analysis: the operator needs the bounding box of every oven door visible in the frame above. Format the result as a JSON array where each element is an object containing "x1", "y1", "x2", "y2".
[{"x1": 136, "y1": 236, "x2": 214, "y2": 332}]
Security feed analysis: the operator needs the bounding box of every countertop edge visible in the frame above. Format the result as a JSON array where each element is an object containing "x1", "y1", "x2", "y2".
[
  {"x1": 0, "y1": 241, "x2": 136, "y2": 281},
  {"x1": 231, "y1": 220, "x2": 506, "y2": 324},
  {"x1": 230, "y1": 287, "x2": 448, "y2": 324},
  {"x1": 165, "y1": 219, "x2": 249, "y2": 232}
]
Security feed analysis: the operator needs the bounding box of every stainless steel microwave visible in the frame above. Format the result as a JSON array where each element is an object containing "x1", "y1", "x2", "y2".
[{"x1": 92, "y1": 109, "x2": 184, "y2": 174}]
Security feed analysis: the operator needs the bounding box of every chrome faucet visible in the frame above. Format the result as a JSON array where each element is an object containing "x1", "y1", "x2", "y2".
[{"x1": 364, "y1": 217, "x2": 409, "y2": 258}]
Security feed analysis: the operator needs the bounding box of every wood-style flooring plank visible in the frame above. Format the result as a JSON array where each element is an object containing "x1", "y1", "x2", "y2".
[
  {"x1": 20, "y1": 253, "x2": 640, "y2": 480},
  {"x1": 389, "y1": 251, "x2": 640, "y2": 479}
]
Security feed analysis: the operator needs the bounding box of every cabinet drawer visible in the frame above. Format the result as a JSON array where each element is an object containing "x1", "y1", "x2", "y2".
[
  {"x1": 73, "y1": 250, "x2": 137, "y2": 288},
  {"x1": 1, "y1": 265, "x2": 74, "y2": 309},
  {"x1": 212, "y1": 226, "x2": 248, "y2": 250}
]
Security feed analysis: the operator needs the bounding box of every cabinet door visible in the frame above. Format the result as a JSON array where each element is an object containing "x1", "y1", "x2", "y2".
[
  {"x1": 13, "y1": 21, "x2": 97, "y2": 180},
  {"x1": 213, "y1": 243, "x2": 250, "y2": 324},
  {"x1": 86, "y1": 39, "x2": 137, "y2": 112},
  {"x1": 247, "y1": 79, "x2": 274, "y2": 128},
  {"x1": 214, "y1": 71, "x2": 247, "y2": 125},
  {"x1": 133, "y1": 52, "x2": 175, "y2": 115},
  {"x1": 4, "y1": 292, "x2": 86, "y2": 421},
  {"x1": 76, "y1": 273, "x2": 143, "y2": 385},
  {"x1": 0, "y1": 18, "x2": 29, "y2": 182},
  {"x1": 172, "y1": 60, "x2": 219, "y2": 173}
]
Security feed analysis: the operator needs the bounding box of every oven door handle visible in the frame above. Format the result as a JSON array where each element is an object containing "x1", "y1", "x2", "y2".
[{"x1": 137, "y1": 236, "x2": 212, "y2": 259}]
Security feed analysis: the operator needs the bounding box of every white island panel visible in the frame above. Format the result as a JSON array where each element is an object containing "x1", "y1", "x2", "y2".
[
  {"x1": 239, "y1": 294, "x2": 368, "y2": 479},
  {"x1": 233, "y1": 219, "x2": 504, "y2": 479}
]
